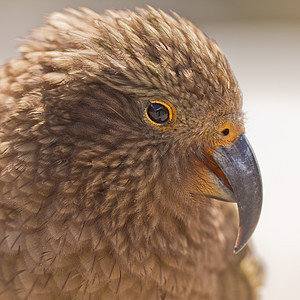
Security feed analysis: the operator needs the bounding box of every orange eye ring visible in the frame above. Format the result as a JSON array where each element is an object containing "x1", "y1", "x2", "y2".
[{"x1": 145, "y1": 100, "x2": 176, "y2": 127}]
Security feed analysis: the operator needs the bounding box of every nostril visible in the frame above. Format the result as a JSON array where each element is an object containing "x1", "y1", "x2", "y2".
[{"x1": 221, "y1": 128, "x2": 230, "y2": 136}]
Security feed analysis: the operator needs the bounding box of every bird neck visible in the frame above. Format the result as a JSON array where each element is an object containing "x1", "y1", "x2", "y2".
[{"x1": 97, "y1": 184, "x2": 232, "y2": 279}]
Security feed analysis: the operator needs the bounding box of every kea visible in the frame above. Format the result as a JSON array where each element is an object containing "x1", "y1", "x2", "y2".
[{"x1": 0, "y1": 7, "x2": 263, "y2": 300}]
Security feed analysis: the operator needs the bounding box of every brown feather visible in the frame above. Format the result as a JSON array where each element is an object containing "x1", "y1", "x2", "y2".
[{"x1": 0, "y1": 7, "x2": 262, "y2": 299}]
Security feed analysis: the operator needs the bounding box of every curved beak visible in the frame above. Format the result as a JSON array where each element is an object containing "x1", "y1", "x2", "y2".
[{"x1": 212, "y1": 134, "x2": 263, "y2": 253}]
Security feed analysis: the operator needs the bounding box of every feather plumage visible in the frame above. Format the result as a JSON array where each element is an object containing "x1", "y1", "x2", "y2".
[{"x1": 0, "y1": 7, "x2": 263, "y2": 299}]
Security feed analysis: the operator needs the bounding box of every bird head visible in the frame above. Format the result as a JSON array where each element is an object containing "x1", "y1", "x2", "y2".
[{"x1": 15, "y1": 7, "x2": 262, "y2": 253}]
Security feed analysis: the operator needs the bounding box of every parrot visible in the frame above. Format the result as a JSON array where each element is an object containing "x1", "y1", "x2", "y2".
[{"x1": 0, "y1": 6, "x2": 263, "y2": 299}]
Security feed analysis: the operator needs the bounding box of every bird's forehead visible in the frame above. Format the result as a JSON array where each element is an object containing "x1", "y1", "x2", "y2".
[
  {"x1": 43, "y1": 7, "x2": 241, "y2": 106},
  {"x1": 94, "y1": 7, "x2": 241, "y2": 102},
  {"x1": 32, "y1": 7, "x2": 242, "y2": 126},
  {"x1": 93, "y1": 8, "x2": 242, "y2": 115}
]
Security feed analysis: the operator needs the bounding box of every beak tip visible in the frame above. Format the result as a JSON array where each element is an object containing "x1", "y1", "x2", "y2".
[
  {"x1": 233, "y1": 242, "x2": 245, "y2": 254},
  {"x1": 233, "y1": 247, "x2": 240, "y2": 254},
  {"x1": 233, "y1": 227, "x2": 245, "y2": 254}
]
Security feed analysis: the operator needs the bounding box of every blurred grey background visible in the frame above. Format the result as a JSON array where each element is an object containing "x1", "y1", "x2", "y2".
[{"x1": 1, "y1": 1, "x2": 300, "y2": 299}]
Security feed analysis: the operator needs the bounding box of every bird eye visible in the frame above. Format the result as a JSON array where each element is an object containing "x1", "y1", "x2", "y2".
[
  {"x1": 145, "y1": 101, "x2": 175, "y2": 126},
  {"x1": 221, "y1": 128, "x2": 230, "y2": 136}
]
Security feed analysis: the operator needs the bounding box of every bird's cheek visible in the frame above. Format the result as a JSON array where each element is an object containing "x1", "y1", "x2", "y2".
[{"x1": 189, "y1": 154, "x2": 235, "y2": 203}]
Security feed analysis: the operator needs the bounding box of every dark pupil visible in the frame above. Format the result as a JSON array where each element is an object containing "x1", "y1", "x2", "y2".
[{"x1": 147, "y1": 103, "x2": 169, "y2": 124}]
